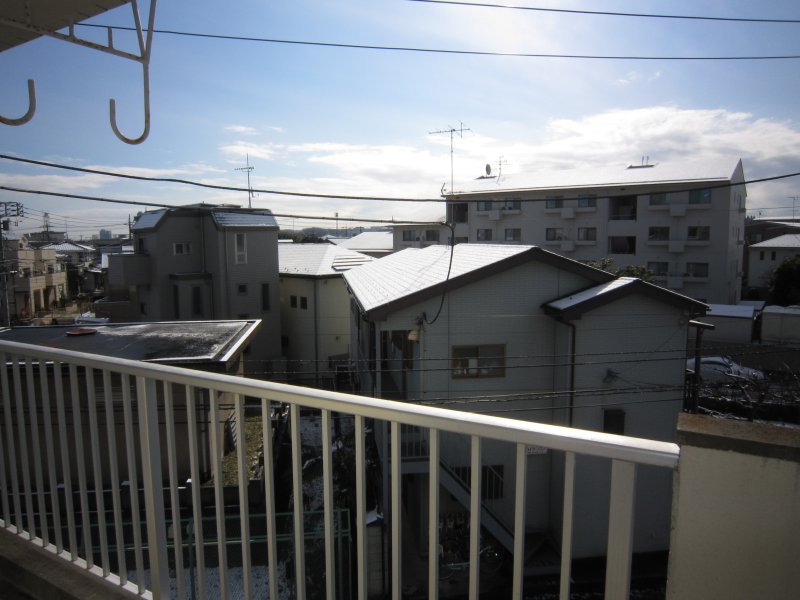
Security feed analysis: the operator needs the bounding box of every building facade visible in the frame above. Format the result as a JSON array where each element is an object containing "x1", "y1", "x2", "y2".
[{"x1": 444, "y1": 159, "x2": 747, "y2": 304}]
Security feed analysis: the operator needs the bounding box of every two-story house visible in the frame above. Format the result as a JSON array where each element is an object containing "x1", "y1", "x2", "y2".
[
  {"x1": 344, "y1": 244, "x2": 705, "y2": 560},
  {"x1": 443, "y1": 158, "x2": 747, "y2": 304},
  {"x1": 101, "y1": 205, "x2": 282, "y2": 378},
  {"x1": 278, "y1": 243, "x2": 372, "y2": 387}
]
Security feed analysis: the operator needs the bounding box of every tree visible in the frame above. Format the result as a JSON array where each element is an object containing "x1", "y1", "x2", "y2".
[
  {"x1": 583, "y1": 257, "x2": 655, "y2": 282},
  {"x1": 768, "y1": 255, "x2": 800, "y2": 306}
]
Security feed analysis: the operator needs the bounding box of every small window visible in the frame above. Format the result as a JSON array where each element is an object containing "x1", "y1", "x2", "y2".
[
  {"x1": 546, "y1": 228, "x2": 565, "y2": 241},
  {"x1": 173, "y1": 242, "x2": 192, "y2": 255},
  {"x1": 504, "y1": 228, "x2": 521, "y2": 242},
  {"x1": 577, "y1": 227, "x2": 596, "y2": 242},
  {"x1": 191, "y1": 285, "x2": 203, "y2": 317},
  {"x1": 449, "y1": 203, "x2": 468, "y2": 223},
  {"x1": 476, "y1": 200, "x2": 493, "y2": 211},
  {"x1": 648, "y1": 226, "x2": 669, "y2": 241},
  {"x1": 261, "y1": 283, "x2": 270, "y2": 311},
  {"x1": 603, "y1": 409, "x2": 626, "y2": 435},
  {"x1": 477, "y1": 229, "x2": 493, "y2": 241},
  {"x1": 452, "y1": 345, "x2": 505, "y2": 378},
  {"x1": 759, "y1": 251, "x2": 765, "y2": 260},
  {"x1": 687, "y1": 226, "x2": 710, "y2": 241},
  {"x1": 649, "y1": 192, "x2": 668, "y2": 206},
  {"x1": 686, "y1": 262, "x2": 709, "y2": 278},
  {"x1": 545, "y1": 197, "x2": 563, "y2": 209},
  {"x1": 771, "y1": 251, "x2": 777, "y2": 261},
  {"x1": 290, "y1": 295, "x2": 297, "y2": 308},
  {"x1": 425, "y1": 229, "x2": 440, "y2": 242},
  {"x1": 402, "y1": 230, "x2": 415, "y2": 242},
  {"x1": 689, "y1": 189, "x2": 711, "y2": 204},
  {"x1": 577, "y1": 195, "x2": 597, "y2": 208},
  {"x1": 647, "y1": 261, "x2": 669, "y2": 276},
  {"x1": 503, "y1": 198, "x2": 521, "y2": 210},
  {"x1": 235, "y1": 233, "x2": 247, "y2": 264},
  {"x1": 300, "y1": 296, "x2": 308, "y2": 310}
]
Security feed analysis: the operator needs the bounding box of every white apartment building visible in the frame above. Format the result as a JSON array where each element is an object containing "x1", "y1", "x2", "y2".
[{"x1": 444, "y1": 158, "x2": 747, "y2": 304}]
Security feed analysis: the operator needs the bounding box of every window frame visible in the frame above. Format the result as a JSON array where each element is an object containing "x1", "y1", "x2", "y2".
[
  {"x1": 687, "y1": 225, "x2": 710, "y2": 241},
  {"x1": 452, "y1": 344, "x2": 505, "y2": 379},
  {"x1": 577, "y1": 227, "x2": 597, "y2": 242},
  {"x1": 504, "y1": 228, "x2": 521, "y2": 242},
  {"x1": 545, "y1": 227, "x2": 565, "y2": 241},
  {"x1": 476, "y1": 228, "x2": 493, "y2": 242},
  {"x1": 234, "y1": 232, "x2": 247, "y2": 264}
]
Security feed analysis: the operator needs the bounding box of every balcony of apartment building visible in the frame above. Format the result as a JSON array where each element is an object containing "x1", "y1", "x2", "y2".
[
  {"x1": 0, "y1": 340, "x2": 796, "y2": 600},
  {"x1": 607, "y1": 195, "x2": 638, "y2": 221},
  {"x1": 646, "y1": 189, "x2": 713, "y2": 217}
]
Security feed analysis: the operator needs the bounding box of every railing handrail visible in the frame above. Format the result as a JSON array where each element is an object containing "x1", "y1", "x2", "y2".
[{"x1": 0, "y1": 339, "x2": 679, "y2": 469}]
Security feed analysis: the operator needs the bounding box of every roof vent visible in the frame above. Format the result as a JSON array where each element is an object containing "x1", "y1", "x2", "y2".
[{"x1": 627, "y1": 156, "x2": 656, "y2": 169}]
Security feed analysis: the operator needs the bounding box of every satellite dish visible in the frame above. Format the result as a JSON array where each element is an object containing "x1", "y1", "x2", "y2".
[{"x1": 485, "y1": 163, "x2": 492, "y2": 176}]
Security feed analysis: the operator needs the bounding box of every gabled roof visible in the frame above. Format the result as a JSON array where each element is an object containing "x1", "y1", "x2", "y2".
[
  {"x1": 543, "y1": 277, "x2": 706, "y2": 320},
  {"x1": 132, "y1": 206, "x2": 278, "y2": 231},
  {"x1": 40, "y1": 242, "x2": 94, "y2": 253},
  {"x1": 344, "y1": 244, "x2": 612, "y2": 320},
  {"x1": 333, "y1": 232, "x2": 393, "y2": 253},
  {"x1": 449, "y1": 158, "x2": 742, "y2": 196},
  {"x1": 750, "y1": 234, "x2": 800, "y2": 249},
  {"x1": 279, "y1": 244, "x2": 373, "y2": 277}
]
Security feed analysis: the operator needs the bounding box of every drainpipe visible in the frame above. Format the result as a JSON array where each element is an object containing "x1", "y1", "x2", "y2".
[
  {"x1": 559, "y1": 318, "x2": 577, "y2": 427},
  {"x1": 314, "y1": 279, "x2": 320, "y2": 387}
]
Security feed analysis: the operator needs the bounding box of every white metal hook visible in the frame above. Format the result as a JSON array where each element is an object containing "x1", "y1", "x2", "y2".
[
  {"x1": 109, "y1": 63, "x2": 151, "y2": 145},
  {"x1": 0, "y1": 79, "x2": 37, "y2": 126}
]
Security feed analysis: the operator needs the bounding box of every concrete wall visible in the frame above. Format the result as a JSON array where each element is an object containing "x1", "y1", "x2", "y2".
[{"x1": 667, "y1": 414, "x2": 800, "y2": 600}]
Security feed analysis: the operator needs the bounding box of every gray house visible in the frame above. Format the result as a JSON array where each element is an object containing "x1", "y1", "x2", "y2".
[{"x1": 344, "y1": 243, "x2": 705, "y2": 560}]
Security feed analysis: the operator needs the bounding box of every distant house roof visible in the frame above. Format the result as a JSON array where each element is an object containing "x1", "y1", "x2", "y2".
[
  {"x1": 543, "y1": 277, "x2": 706, "y2": 319},
  {"x1": 344, "y1": 244, "x2": 612, "y2": 319},
  {"x1": 0, "y1": 320, "x2": 260, "y2": 364},
  {"x1": 279, "y1": 244, "x2": 373, "y2": 277},
  {"x1": 706, "y1": 304, "x2": 757, "y2": 319},
  {"x1": 132, "y1": 206, "x2": 278, "y2": 231},
  {"x1": 333, "y1": 232, "x2": 393, "y2": 254},
  {"x1": 449, "y1": 157, "x2": 743, "y2": 196},
  {"x1": 40, "y1": 242, "x2": 94, "y2": 253},
  {"x1": 750, "y1": 234, "x2": 800, "y2": 249}
]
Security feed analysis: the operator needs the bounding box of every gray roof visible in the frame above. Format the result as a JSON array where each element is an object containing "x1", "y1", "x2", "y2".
[
  {"x1": 0, "y1": 320, "x2": 260, "y2": 364},
  {"x1": 279, "y1": 244, "x2": 373, "y2": 277},
  {"x1": 544, "y1": 277, "x2": 706, "y2": 319},
  {"x1": 345, "y1": 244, "x2": 611, "y2": 318},
  {"x1": 451, "y1": 158, "x2": 742, "y2": 196},
  {"x1": 333, "y1": 232, "x2": 393, "y2": 252},
  {"x1": 211, "y1": 209, "x2": 278, "y2": 229},
  {"x1": 750, "y1": 234, "x2": 800, "y2": 249},
  {"x1": 40, "y1": 242, "x2": 94, "y2": 252},
  {"x1": 706, "y1": 304, "x2": 756, "y2": 319},
  {"x1": 131, "y1": 210, "x2": 167, "y2": 231}
]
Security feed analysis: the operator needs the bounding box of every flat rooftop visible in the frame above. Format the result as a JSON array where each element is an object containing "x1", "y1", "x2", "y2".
[{"x1": 0, "y1": 320, "x2": 260, "y2": 364}]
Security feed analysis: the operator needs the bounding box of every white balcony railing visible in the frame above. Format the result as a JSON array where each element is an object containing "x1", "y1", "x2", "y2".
[{"x1": 0, "y1": 340, "x2": 679, "y2": 599}]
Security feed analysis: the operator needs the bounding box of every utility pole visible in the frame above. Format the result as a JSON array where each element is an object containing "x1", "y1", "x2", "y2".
[
  {"x1": 789, "y1": 196, "x2": 799, "y2": 221},
  {"x1": 430, "y1": 122, "x2": 470, "y2": 194},
  {"x1": 235, "y1": 154, "x2": 255, "y2": 209},
  {"x1": 0, "y1": 202, "x2": 23, "y2": 327}
]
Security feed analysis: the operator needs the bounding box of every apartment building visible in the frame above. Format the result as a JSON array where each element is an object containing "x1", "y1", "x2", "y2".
[
  {"x1": 102, "y1": 205, "x2": 282, "y2": 377},
  {"x1": 444, "y1": 158, "x2": 747, "y2": 304}
]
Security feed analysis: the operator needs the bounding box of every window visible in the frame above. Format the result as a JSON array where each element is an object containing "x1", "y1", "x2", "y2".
[
  {"x1": 545, "y1": 197, "x2": 563, "y2": 209},
  {"x1": 261, "y1": 283, "x2": 270, "y2": 311},
  {"x1": 425, "y1": 229, "x2": 440, "y2": 242},
  {"x1": 546, "y1": 228, "x2": 565, "y2": 241},
  {"x1": 237, "y1": 283, "x2": 248, "y2": 295},
  {"x1": 173, "y1": 285, "x2": 180, "y2": 319},
  {"x1": 505, "y1": 228, "x2": 521, "y2": 242},
  {"x1": 648, "y1": 226, "x2": 669, "y2": 241},
  {"x1": 577, "y1": 227, "x2": 596, "y2": 241},
  {"x1": 689, "y1": 189, "x2": 711, "y2": 204},
  {"x1": 687, "y1": 226, "x2": 710, "y2": 241},
  {"x1": 300, "y1": 296, "x2": 308, "y2": 310},
  {"x1": 476, "y1": 200, "x2": 493, "y2": 211},
  {"x1": 603, "y1": 409, "x2": 626, "y2": 435},
  {"x1": 173, "y1": 242, "x2": 192, "y2": 255},
  {"x1": 609, "y1": 195, "x2": 637, "y2": 220},
  {"x1": 477, "y1": 229, "x2": 493, "y2": 241},
  {"x1": 608, "y1": 236, "x2": 636, "y2": 254},
  {"x1": 191, "y1": 286, "x2": 203, "y2": 317},
  {"x1": 686, "y1": 262, "x2": 709, "y2": 278},
  {"x1": 759, "y1": 251, "x2": 765, "y2": 260},
  {"x1": 235, "y1": 233, "x2": 247, "y2": 264},
  {"x1": 649, "y1": 192, "x2": 668, "y2": 206},
  {"x1": 449, "y1": 203, "x2": 468, "y2": 223},
  {"x1": 771, "y1": 251, "x2": 777, "y2": 261},
  {"x1": 452, "y1": 345, "x2": 505, "y2": 378},
  {"x1": 503, "y1": 198, "x2": 521, "y2": 210},
  {"x1": 290, "y1": 295, "x2": 298, "y2": 308},
  {"x1": 577, "y1": 195, "x2": 597, "y2": 208},
  {"x1": 647, "y1": 261, "x2": 669, "y2": 276},
  {"x1": 455, "y1": 237, "x2": 468, "y2": 244},
  {"x1": 402, "y1": 230, "x2": 415, "y2": 242}
]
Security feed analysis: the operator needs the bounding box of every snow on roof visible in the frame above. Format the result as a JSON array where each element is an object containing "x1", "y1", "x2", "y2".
[
  {"x1": 544, "y1": 278, "x2": 638, "y2": 312},
  {"x1": 452, "y1": 158, "x2": 741, "y2": 195},
  {"x1": 706, "y1": 304, "x2": 756, "y2": 319},
  {"x1": 279, "y1": 244, "x2": 373, "y2": 277},
  {"x1": 335, "y1": 232, "x2": 393, "y2": 252},
  {"x1": 750, "y1": 234, "x2": 800, "y2": 249},
  {"x1": 344, "y1": 244, "x2": 532, "y2": 314}
]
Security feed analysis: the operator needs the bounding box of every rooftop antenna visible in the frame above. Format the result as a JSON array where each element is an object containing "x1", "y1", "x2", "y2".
[
  {"x1": 496, "y1": 156, "x2": 508, "y2": 181},
  {"x1": 430, "y1": 121, "x2": 471, "y2": 194},
  {"x1": 235, "y1": 154, "x2": 255, "y2": 208}
]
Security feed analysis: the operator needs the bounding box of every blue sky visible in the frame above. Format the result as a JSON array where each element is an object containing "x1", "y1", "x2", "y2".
[{"x1": 2, "y1": 0, "x2": 800, "y2": 238}]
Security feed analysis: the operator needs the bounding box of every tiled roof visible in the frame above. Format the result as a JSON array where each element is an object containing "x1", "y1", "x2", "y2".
[
  {"x1": 279, "y1": 244, "x2": 373, "y2": 277},
  {"x1": 750, "y1": 234, "x2": 800, "y2": 249},
  {"x1": 211, "y1": 209, "x2": 278, "y2": 229}
]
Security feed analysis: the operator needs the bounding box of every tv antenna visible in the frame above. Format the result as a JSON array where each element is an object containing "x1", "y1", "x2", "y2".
[
  {"x1": 235, "y1": 154, "x2": 255, "y2": 208},
  {"x1": 430, "y1": 121, "x2": 470, "y2": 194}
]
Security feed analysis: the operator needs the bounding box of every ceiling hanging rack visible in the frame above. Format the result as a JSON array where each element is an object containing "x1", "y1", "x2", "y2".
[{"x1": 0, "y1": 0, "x2": 158, "y2": 144}]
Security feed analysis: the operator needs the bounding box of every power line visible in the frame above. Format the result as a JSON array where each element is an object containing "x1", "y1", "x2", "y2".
[
  {"x1": 74, "y1": 23, "x2": 800, "y2": 61},
  {"x1": 406, "y1": 1, "x2": 800, "y2": 25}
]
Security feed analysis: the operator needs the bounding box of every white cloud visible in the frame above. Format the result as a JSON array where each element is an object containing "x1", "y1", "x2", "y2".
[
  {"x1": 219, "y1": 141, "x2": 279, "y2": 161},
  {"x1": 224, "y1": 125, "x2": 258, "y2": 135}
]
